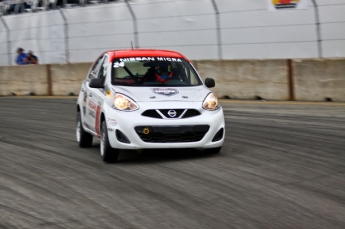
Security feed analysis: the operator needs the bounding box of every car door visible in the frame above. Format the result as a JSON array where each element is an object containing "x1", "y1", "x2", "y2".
[
  {"x1": 84, "y1": 55, "x2": 105, "y2": 134},
  {"x1": 86, "y1": 54, "x2": 111, "y2": 136}
]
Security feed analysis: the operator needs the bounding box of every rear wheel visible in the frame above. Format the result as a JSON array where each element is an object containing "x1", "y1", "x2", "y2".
[
  {"x1": 100, "y1": 121, "x2": 119, "y2": 163},
  {"x1": 205, "y1": 147, "x2": 221, "y2": 154},
  {"x1": 76, "y1": 111, "x2": 93, "y2": 148}
]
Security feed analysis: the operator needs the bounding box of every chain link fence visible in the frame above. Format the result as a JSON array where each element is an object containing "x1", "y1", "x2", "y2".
[{"x1": 0, "y1": 0, "x2": 344, "y2": 66}]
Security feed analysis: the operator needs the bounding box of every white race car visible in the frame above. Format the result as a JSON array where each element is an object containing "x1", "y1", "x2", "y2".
[{"x1": 76, "y1": 49, "x2": 225, "y2": 162}]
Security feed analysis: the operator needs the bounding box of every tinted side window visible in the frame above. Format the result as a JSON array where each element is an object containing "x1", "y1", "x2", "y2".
[
  {"x1": 98, "y1": 55, "x2": 109, "y2": 80},
  {"x1": 88, "y1": 55, "x2": 104, "y2": 79}
]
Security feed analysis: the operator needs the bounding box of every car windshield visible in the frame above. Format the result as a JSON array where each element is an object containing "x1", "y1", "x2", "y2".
[{"x1": 111, "y1": 57, "x2": 203, "y2": 87}]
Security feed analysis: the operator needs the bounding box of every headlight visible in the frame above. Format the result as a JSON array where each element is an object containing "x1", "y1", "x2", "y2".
[
  {"x1": 113, "y1": 94, "x2": 139, "y2": 111},
  {"x1": 202, "y1": 93, "x2": 219, "y2": 110}
]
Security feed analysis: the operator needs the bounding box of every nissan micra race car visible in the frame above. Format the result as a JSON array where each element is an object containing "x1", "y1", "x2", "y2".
[{"x1": 76, "y1": 49, "x2": 225, "y2": 162}]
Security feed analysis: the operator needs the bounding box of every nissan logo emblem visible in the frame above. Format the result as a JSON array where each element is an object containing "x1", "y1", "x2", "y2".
[{"x1": 167, "y1": 110, "x2": 177, "y2": 118}]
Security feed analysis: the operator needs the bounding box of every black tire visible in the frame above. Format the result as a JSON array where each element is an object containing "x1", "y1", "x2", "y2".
[
  {"x1": 76, "y1": 111, "x2": 93, "y2": 148},
  {"x1": 100, "y1": 121, "x2": 119, "y2": 163},
  {"x1": 205, "y1": 147, "x2": 221, "y2": 154}
]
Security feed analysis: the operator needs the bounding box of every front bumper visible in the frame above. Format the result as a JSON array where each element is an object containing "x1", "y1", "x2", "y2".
[{"x1": 105, "y1": 101, "x2": 225, "y2": 150}]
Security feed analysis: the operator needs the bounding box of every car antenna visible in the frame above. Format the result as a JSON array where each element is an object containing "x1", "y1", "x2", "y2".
[{"x1": 131, "y1": 41, "x2": 133, "y2": 49}]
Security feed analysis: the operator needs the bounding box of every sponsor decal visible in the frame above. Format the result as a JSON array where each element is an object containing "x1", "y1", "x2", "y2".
[
  {"x1": 118, "y1": 57, "x2": 183, "y2": 62},
  {"x1": 151, "y1": 88, "x2": 179, "y2": 96},
  {"x1": 113, "y1": 62, "x2": 125, "y2": 68},
  {"x1": 95, "y1": 105, "x2": 101, "y2": 135},
  {"x1": 89, "y1": 110, "x2": 96, "y2": 118},
  {"x1": 88, "y1": 100, "x2": 97, "y2": 111},
  {"x1": 275, "y1": 0, "x2": 299, "y2": 9},
  {"x1": 267, "y1": 0, "x2": 307, "y2": 11},
  {"x1": 107, "y1": 117, "x2": 117, "y2": 126},
  {"x1": 114, "y1": 57, "x2": 183, "y2": 69}
]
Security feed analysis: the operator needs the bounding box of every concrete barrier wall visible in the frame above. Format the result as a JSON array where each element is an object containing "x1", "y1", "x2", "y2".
[
  {"x1": 0, "y1": 59, "x2": 344, "y2": 101},
  {"x1": 194, "y1": 60, "x2": 289, "y2": 101},
  {"x1": 50, "y1": 63, "x2": 91, "y2": 96},
  {"x1": 293, "y1": 59, "x2": 345, "y2": 102},
  {"x1": 0, "y1": 65, "x2": 49, "y2": 96},
  {"x1": 0, "y1": 63, "x2": 91, "y2": 96}
]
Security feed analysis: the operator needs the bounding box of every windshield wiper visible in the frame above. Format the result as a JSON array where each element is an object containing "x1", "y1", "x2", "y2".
[{"x1": 123, "y1": 66, "x2": 139, "y2": 84}]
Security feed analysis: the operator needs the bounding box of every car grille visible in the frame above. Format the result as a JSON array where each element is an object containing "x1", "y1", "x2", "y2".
[
  {"x1": 182, "y1": 109, "x2": 201, "y2": 118},
  {"x1": 135, "y1": 125, "x2": 210, "y2": 143},
  {"x1": 142, "y1": 110, "x2": 162, "y2": 119},
  {"x1": 159, "y1": 109, "x2": 185, "y2": 118},
  {"x1": 141, "y1": 109, "x2": 201, "y2": 119}
]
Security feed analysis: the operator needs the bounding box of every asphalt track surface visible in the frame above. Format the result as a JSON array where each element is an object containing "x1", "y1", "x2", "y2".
[{"x1": 0, "y1": 97, "x2": 344, "y2": 229}]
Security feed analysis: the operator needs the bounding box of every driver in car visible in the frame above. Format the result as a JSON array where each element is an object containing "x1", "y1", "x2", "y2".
[
  {"x1": 154, "y1": 64, "x2": 173, "y2": 83},
  {"x1": 143, "y1": 63, "x2": 174, "y2": 83}
]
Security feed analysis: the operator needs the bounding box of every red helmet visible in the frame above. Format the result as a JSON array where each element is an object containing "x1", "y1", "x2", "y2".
[{"x1": 155, "y1": 64, "x2": 173, "y2": 83}]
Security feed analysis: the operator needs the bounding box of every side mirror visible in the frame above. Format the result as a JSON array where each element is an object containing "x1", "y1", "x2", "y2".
[
  {"x1": 89, "y1": 78, "x2": 104, "y2": 88},
  {"x1": 204, "y1": 78, "x2": 215, "y2": 88}
]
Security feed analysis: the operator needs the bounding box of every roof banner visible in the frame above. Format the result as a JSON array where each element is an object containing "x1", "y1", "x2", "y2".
[{"x1": 267, "y1": 0, "x2": 308, "y2": 11}]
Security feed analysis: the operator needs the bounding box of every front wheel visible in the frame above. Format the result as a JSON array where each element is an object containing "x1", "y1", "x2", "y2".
[
  {"x1": 204, "y1": 147, "x2": 221, "y2": 154},
  {"x1": 100, "y1": 121, "x2": 119, "y2": 163},
  {"x1": 76, "y1": 111, "x2": 93, "y2": 148}
]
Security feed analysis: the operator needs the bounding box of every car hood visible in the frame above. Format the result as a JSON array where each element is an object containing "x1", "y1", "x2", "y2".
[{"x1": 112, "y1": 86, "x2": 210, "y2": 102}]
